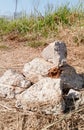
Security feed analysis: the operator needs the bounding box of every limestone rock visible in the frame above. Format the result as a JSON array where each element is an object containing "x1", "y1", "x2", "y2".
[
  {"x1": 65, "y1": 89, "x2": 84, "y2": 110},
  {"x1": 67, "y1": 89, "x2": 81, "y2": 99},
  {"x1": 0, "y1": 69, "x2": 31, "y2": 88},
  {"x1": 41, "y1": 42, "x2": 55, "y2": 62},
  {"x1": 47, "y1": 65, "x2": 83, "y2": 91},
  {"x1": 53, "y1": 41, "x2": 67, "y2": 67},
  {"x1": 0, "y1": 69, "x2": 31, "y2": 98},
  {"x1": 41, "y1": 41, "x2": 67, "y2": 67},
  {"x1": 0, "y1": 84, "x2": 15, "y2": 98},
  {"x1": 16, "y1": 78, "x2": 65, "y2": 114},
  {"x1": 23, "y1": 58, "x2": 54, "y2": 82},
  {"x1": 60, "y1": 65, "x2": 83, "y2": 90}
]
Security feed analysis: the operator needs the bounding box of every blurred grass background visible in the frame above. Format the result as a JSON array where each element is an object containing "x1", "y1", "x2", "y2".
[{"x1": 0, "y1": 1, "x2": 84, "y2": 47}]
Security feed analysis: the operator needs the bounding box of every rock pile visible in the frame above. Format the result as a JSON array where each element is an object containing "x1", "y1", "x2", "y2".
[{"x1": 0, "y1": 41, "x2": 84, "y2": 114}]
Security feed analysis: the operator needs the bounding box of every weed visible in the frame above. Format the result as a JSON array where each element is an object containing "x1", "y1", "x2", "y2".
[
  {"x1": 0, "y1": 2, "x2": 84, "y2": 46},
  {"x1": 0, "y1": 45, "x2": 9, "y2": 50},
  {"x1": 25, "y1": 41, "x2": 47, "y2": 48}
]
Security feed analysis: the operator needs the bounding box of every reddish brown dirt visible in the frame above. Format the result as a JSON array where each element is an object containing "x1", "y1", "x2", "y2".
[{"x1": 48, "y1": 67, "x2": 62, "y2": 78}]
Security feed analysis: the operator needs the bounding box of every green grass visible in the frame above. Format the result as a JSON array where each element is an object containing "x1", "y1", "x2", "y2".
[
  {"x1": 0, "y1": 3, "x2": 84, "y2": 47},
  {"x1": 25, "y1": 41, "x2": 47, "y2": 48},
  {"x1": 0, "y1": 45, "x2": 9, "y2": 50},
  {"x1": 0, "y1": 4, "x2": 83, "y2": 34}
]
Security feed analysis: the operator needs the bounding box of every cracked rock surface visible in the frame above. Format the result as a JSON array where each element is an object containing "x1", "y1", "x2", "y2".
[
  {"x1": 41, "y1": 41, "x2": 67, "y2": 67},
  {"x1": 0, "y1": 69, "x2": 31, "y2": 98},
  {"x1": 16, "y1": 77, "x2": 65, "y2": 114},
  {"x1": 23, "y1": 58, "x2": 54, "y2": 83}
]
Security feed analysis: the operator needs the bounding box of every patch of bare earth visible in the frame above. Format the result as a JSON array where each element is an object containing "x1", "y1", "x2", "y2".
[
  {"x1": 0, "y1": 41, "x2": 43, "y2": 76},
  {"x1": 0, "y1": 39, "x2": 84, "y2": 130}
]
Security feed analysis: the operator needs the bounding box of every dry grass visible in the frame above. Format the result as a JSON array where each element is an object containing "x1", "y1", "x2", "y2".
[
  {"x1": 0, "y1": 3, "x2": 84, "y2": 47},
  {"x1": 0, "y1": 2, "x2": 84, "y2": 130},
  {"x1": 0, "y1": 96, "x2": 84, "y2": 130},
  {"x1": 42, "y1": 104, "x2": 84, "y2": 130}
]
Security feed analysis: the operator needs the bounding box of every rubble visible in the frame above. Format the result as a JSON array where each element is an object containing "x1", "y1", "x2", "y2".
[
  {"x1": 23, "y1": 58, "x2": 54, "y2": 83},
  {"x1": 16, "y1": 78, "x2": 65, "y2": 114},
  {"x1": 65, "y1": 89, "x2": 84, "y2": 111},
  {"x1": 41, "y1": 41, "x2": 67, "y2": 67},
  {"x1": 0, "y1": 41, "x2": 83, "y2": 114},
  {"x1": 0, "y1": 69, "x2": 31, "y2": 98}
]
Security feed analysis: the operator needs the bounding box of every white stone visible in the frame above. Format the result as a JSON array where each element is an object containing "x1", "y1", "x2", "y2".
[
  {"x1": 0, "y1": 84, "x2": 26, "y2": 98},
  {"x1": 23, "y1": 58, "x2": 54, "y2": 82},
  {"x1": 0, "y1": 69, "x2": 31, "y2": 88},
  {"x1": 16, "y1": 78, "x2": 65, "y2": 114},
  {"x1": 0, "y1": 84, "x2": 14, "y2": 98},
  {"x1": 0, "y1": 69, "x2": 31, "y2": 98},
  {"x1": 66, "y1": 89, "x2": 84, "y2": 110},
  {"x1": 41, "y1": 42, "x2": 55, "y2": 62},
  {"x1": 41, "y1": 41, "x2": 67, "y2": 67},
  {"x1": 67, "y1": 89, "x2": 81, "y2": 99}
]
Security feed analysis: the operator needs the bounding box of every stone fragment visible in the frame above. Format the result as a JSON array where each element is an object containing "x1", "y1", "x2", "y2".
[
  {"x1": 0, "y1": 69, "x2": 31, "y2": 98},
  {"x1": 0, "y1": 69, "x2": 31, "y2": 88},
  {"x1": 23, "y1": 58, "x2": 54, "y2": 82},
  {"x1": 0, "y1": 84, "x2": 15, "y2": 98},
  {"x1": 16, "y1": 78, "x2": 65, "y2": 114},
  {"x1": 41, "y1": 42, "x2": 55, "y2": 62},
  {"x1": 67, "y1": 89, "x2": 81, "y2": 99},
  {"x1": 60, "y1": 65, "x2": 83, "y2": 90},
  {"x1": 65, "y1": 89, "x2": 84, "y2": 111},
  {"x1": 47, "y1": 65, "x2": 83, "y2": 91},
  {"x1": 53, "y1": 41, "x2": 67, "y2": 67},
  {"x1": 41, "y1": 41, "x2": 67, "y2": 67}
]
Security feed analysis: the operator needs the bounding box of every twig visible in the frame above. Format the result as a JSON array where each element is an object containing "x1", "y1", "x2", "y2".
[
  {"x1": 0, "y1": 103, "x2": 13, "y2": 111},
  {"x1": 42, "y1": 104, "x2": 84, "y2": 130}
]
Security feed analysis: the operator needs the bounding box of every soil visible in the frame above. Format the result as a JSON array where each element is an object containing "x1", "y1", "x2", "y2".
[{"x1": 0, "y1": 40, "x2": 84, "y2": 130}]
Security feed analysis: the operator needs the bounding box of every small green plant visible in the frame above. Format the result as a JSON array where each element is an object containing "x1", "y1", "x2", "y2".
[
  {"x1": 0, "y1": 18, "x2": 9, "y2": 35},
  {"x1": 0, "y1": 45, "x2": 9, "y2": 50},
  {"x1": 55, "y1": 5, "x2": 71, "y2": 25},
  {"x1": 73, "y1": 36, "x2": 79, "y2": 42},
  {"x1": 25, "y1": 41, "x2": 47, "y2": 48}
]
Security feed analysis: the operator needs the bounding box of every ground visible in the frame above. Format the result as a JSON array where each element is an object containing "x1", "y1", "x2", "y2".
[
  {"x1": 0, "y1": 39, "x2": 84, "y2": 75},
  {"x1": 0, "y1": 39, "x2": 84, "y2": 130}
]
